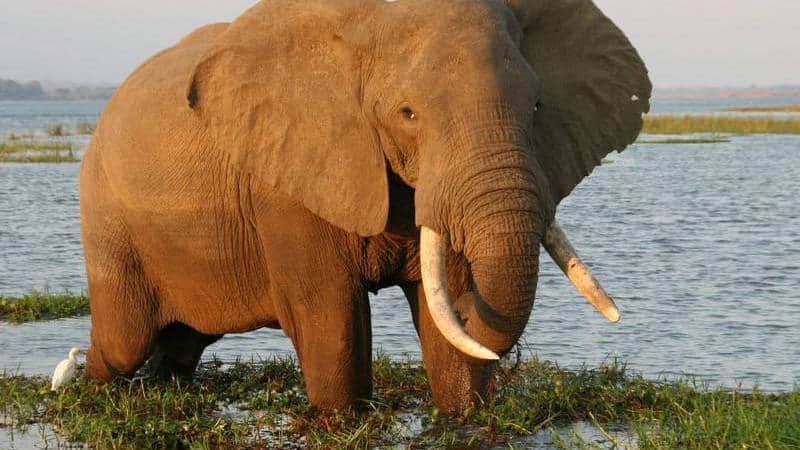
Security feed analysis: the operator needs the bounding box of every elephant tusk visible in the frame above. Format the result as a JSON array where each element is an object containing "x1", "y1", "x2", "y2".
[
  {"x1": 543, "y1": 221, "x2": 621, "y2": 323},
  {"x1": 420, "y1": 227, "x2": 500, "y2": 361}
]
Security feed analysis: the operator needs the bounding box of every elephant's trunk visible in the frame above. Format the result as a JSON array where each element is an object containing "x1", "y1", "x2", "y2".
[
  {"x1": 458, "y1": 175, "x2": 543, "y2": 355},
  {"x1": 417, "y1": 107, "x2": 622, "y2": 359},
  {"x1": 417, "y1": 113, "x2": 548, "y2": 357}
]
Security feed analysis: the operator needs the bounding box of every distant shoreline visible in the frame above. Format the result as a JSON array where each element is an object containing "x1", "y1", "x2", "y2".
[
  {"x1": 0, "y1": 78, "x2": 115, "y2": 101},
  {"x1": 653, "y1": 86, "x2": 800, "y2": 100}
]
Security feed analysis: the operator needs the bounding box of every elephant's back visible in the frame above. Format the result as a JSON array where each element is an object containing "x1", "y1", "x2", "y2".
[
  {"x1": 104, "y1": 22, "x2": 229, "y2": 115},
  {"x1": 87, "y1": 23, "x2": 229, "y2": 206}
]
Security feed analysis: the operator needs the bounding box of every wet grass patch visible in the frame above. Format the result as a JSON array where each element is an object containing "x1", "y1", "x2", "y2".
[
  {"x1": 1, "y1": 355, "x2": 797, "y2": 448},
  {"x1": 643, "y1": 115, "x2": 800, "y2": 135},
  {"x1": 0, "y1": 292, "x2": 90, "y2": 323},
  {"x1": 46, "y1": 124, "x2": 68, "y2": 137},
  {"x1": 0, "y1": 139, "x2": 79, "y2": 163},
  {"x1": 75, "y1": 122, "x2": 95, "y2": 135}
]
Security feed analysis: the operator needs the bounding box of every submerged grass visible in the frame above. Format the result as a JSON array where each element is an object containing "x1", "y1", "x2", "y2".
[
  {"x1": 0, "y1": 291, "x2": 90, "y2": 323},
  {"x1": 1, "y1": 355, "x2": 797, "y2": 449},
  {"x1": 642, "y1": 114, "x2": 800, "y2": 135}
]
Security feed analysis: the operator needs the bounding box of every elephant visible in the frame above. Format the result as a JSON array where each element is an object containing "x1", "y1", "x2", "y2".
[{"x1": 79, "y1": 0, "x2": 650, "y2": 413}]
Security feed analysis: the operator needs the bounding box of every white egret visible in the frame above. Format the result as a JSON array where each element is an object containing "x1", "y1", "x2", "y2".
[{"x1": 51, "y1": 347, "x2": 84, "y2": 391}]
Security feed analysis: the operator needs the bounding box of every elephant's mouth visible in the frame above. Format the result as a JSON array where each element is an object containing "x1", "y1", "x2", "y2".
[{"x1": 419, "y1": 221, "x2": 620, "y2": 360}]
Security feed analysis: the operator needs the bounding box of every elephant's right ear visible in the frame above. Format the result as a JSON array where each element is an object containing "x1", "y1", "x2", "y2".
[
  {"x1": 504, "y1": 0, "x2": 652, "y2": 204},
  {"x1": 185, "y1": 9, "x2": 389, "y2": 237}
]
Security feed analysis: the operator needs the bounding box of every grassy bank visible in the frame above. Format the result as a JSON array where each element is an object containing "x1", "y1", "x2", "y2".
[
  {"x1": 0, "y1": 139, "x2": 79, "y2": 163},
  {"x1": 724, "y1": 104, "x2": 800, "y2": 113},
  {"x1": 642, "y1": 114, "x2": 800, "y2": 135},
  {"x1": 1, "y1": 355, "x2": 797, "y2": 449},
  {"x1": 0, "y1": 292, "x2": 89, "y2": 323}
]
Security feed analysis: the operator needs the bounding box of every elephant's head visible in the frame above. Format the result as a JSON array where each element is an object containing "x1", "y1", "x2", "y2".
[{"x1": 187, "y1": 0, "x2": 650, "y2": 408}]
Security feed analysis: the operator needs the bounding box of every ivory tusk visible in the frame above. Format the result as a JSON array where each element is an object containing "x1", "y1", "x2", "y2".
[
  {"x1": 420, "y1": 226, "x2": 500, "y2": 360},
  {"x1": 543, "y1": 221, "x2": 621, "y2": 323}
]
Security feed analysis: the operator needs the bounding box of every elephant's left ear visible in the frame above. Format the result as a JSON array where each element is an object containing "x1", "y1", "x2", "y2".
[
  {"x1": 503, "y1": 0, "x2": 652, "y2": 204},
  {"x1": 185, "y1": 2, "x2": 389, "y2": 236}
]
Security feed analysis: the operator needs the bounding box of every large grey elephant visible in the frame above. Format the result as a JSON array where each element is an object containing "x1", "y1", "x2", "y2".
[{"x1": 79, "y1": 0, "x2": 650, "y2": 413}]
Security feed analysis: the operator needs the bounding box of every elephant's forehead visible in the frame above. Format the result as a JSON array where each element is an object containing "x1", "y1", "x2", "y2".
[
  {"x1": 377, "y1": 0, "x2": 510, "y2": 63},
  {"x1": 380, "y1": 0, "x2": 506, "y2": 33}
]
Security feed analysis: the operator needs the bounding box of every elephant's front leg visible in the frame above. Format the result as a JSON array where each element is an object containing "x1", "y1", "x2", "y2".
[
  {"x1": 401, "y1": 271, "x2": 495, "y2": 413},
  {"x1": 276, "y1": 287, "x2": 373, "y2": 411}
]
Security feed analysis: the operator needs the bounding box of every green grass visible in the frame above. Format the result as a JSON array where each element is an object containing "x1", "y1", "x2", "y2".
[
  {"x1": 75, "y1": 122, "x2": 96, "y2": 135},
  {"x1": 0, "y1": 291, "x2": 90, "y2": 323},
  {"x1": 643, "y1": 114, "x2": 800, "y2": 135},
  {"x1": 0, "y1": 140, "x2": 79, "y2": 163},
  {"x1": 637, "y1": 137, "x2": 731, "y2": 145},
  {"x1": 46, "y1": 124, "x2": 68, "y2": 137},
  {"x1": 1, "y1": 355, "x2": 797, "y2": 449},
  {"x1": 0, "y1": 141, "x2": 74, "y2": 153},
  {"x1": 724, "y1": 104, "x2": 800, "y2": 113}
]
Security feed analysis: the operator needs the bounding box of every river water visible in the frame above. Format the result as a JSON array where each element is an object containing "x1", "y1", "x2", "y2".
[{"x1": 1, "y1": 99, "x2": 799, "y2": 394}]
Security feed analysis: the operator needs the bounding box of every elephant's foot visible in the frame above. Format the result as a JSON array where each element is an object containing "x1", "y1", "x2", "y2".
[{"x1": 84, "y1": 337, "x2": 152, "y2": 381}]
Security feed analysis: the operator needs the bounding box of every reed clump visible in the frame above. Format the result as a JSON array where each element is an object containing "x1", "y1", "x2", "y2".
[
  {"x1": 75, "y1": 122, "x2": 95, "y2": 135},
  {"x1": 46, "y1": 124, "x2": 68, "y2": 137}
]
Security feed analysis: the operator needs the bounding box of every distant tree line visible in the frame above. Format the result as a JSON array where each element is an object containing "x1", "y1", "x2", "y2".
[
  {"x1": 0, "y1": 79, "x2": 44, "y2": 99},
  {"x1": 0, "y1": 78, "x2": 115, "y2": 100}
]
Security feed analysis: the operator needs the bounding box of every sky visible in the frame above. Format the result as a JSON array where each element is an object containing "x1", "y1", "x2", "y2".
[{"x1": 1, "y1": 0, "x2": 798, "y2": 88}]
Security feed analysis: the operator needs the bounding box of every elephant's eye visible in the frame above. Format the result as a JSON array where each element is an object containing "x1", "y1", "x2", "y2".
[{"x1": 400, "y1": 106, "x2": 417, "y2": 121}]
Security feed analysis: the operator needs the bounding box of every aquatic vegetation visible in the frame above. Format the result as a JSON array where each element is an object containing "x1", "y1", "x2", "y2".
[
  {"x1": 724, "y1": 104, "x2": 800, "y2": 113},
  {"x1": 643, "y1": 115, "x2": 800, "y2": 135},
  {"x1": 0, "y1": 355, "x2": 797, "y2": 449},
  {"x1": 637, "y1": 137, "x2": 731, "y2": 145},
  {"x1": 0, "y1": 140, "x2": 79, "y2": 163},
  {"x1": 0, "y1": 141, "x2": 74, "y2": 153},
  {"x1": 75, "y1": 122, "x2": 96, "y2": 135},
  {"x1": 0, "y1": 292, "x2": 89, "y2": 323},
  {"x1": 46, "y1": 124, "x2": 68, "y2": 137},
  {"x1": 4, "y1": 132, "x2": 34, "y2": 141}
]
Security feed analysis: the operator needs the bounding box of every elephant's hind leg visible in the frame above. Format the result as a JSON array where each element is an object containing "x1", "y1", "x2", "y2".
[
  {"x1": 81, "y1": 150, "x2": 160, "y2": 380},
  {"x1": 146, "y1": 322, "x2": 221, "y2": 379},
  {"x1": 83, "y1": 245, "x2": 160, "y2": 380},
  {"x1": 82, "y1": 219, "x2": 160, "y2": 380},
  {"x1": 83, "y1": 252, "x2": 160, "y2": 380}
]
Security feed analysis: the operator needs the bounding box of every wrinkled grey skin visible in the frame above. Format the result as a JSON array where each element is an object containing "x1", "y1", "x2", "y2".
[{"x1": 79, "y1": 0, "x2": 650, "y2": 413}]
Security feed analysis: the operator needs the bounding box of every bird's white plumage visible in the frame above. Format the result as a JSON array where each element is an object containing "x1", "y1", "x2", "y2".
[{"x1": 51, "y1": 347, "x2": 83, "y2": 391}]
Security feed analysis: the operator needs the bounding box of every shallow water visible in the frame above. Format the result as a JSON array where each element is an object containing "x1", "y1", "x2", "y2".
[
  {"x1": 0, "y1": 101, "x2": 104, "y2": 136},
  {"x1": 1, "y1": 101, "x2": 799, "y2": 396}
]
